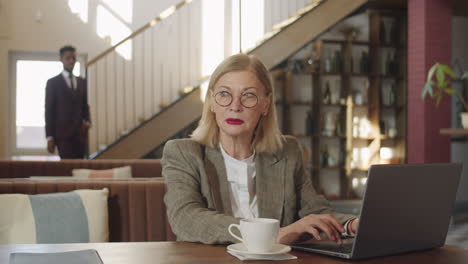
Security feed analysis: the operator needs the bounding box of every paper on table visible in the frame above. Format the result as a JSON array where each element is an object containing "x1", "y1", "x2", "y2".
[
  {"x1": 228, "y1": 250, "x2": 297, "y2": 261},
  {"x1": 9, "y1": 249, "x2": 103, "y2": 264}
]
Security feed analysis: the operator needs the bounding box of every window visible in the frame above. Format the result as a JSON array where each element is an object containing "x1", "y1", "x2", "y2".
[{"x1": 9, "y1": 51, "x2": 86, "y2": 159}]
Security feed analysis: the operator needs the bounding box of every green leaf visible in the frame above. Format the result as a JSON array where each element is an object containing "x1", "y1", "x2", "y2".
[
  {"x1": 436, "y1": 67, "x2": 445, "y2": 85},
  {"x1": 437, "y1": 80, "x2": 448, "y2": 90},
  {"x1": 426, "y1": 63, "x2": 438, "y2": 82},
  {"x1": 439, "y1": 64, "x2": 456, "y2": 79},
  {"x1": 422, "y1": 82, "x2": 434, "y2": 99},
  {"x1": 444, "y1": 87, "x2": 455, "y2": 95}
]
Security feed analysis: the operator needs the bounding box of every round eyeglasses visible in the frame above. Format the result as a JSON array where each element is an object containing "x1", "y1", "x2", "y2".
[{"x1": 214, "y1": 91, "x2": 259, "y2": 108}]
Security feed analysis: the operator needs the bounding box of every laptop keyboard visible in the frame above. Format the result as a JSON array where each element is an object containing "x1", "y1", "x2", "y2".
[{"x1": 297, "y1": 242, "x2": 353, "y2": 254}]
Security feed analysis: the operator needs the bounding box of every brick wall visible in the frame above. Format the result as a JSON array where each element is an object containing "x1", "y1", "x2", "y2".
[{"x1": 408, "y1": 0, "x2": 452, "y2": 163}]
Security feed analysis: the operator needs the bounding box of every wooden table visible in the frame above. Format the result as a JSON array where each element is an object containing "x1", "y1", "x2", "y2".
[{"x1": 1, "y1": 242, "x2": 468, "y2": 264}]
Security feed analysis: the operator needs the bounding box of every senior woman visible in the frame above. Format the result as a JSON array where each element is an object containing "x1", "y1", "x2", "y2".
[{"x1": 162, "y1": 54, "x2": 359, "y2": 245}]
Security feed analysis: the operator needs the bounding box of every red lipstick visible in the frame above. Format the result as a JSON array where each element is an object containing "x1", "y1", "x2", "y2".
[{"x1": 226, "y1": 118, "x2": 244, "y2": 125}]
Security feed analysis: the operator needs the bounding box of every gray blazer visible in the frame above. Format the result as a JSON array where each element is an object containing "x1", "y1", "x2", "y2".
[{"x1": 162, "y1": 136, "x2": 354, "y2": 244}]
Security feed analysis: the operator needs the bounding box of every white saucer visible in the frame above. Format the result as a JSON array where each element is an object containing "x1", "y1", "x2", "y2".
[{"x1": 227, "y1": 243, "x2": 291, "y2": 255}]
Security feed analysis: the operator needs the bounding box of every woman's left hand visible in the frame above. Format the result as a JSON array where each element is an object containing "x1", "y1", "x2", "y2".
[{"x1": 349, "y1": 218, "x2": 359, "y2": 234}]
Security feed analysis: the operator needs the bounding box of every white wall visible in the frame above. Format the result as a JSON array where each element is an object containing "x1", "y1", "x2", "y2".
[{"x1": 0, "y1": 0, "x2": 187, "y2": 158}]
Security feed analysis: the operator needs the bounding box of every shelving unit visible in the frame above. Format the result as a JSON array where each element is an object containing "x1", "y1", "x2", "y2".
[{"x1": 272, "y1": 9, "x2": 407, "y2": 200}]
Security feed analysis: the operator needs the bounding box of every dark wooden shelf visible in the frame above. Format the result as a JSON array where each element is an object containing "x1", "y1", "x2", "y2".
[
  {"x1": 322, "y1": 39, "x2": 371, "y2": 46},
  {"x1": 321, "y1": 39, "x2": 346, "y2": 45},
  {"x1": 352, "y1": 104, "x2": 377, "y2": 108},
  {"x1": 352, "y1": 168, "x2": 369, "y2": 172},
  {"x1": 380, "y1": 135, "x2": 402, "y2": 140},
  {"x1": 440, "y1": 128, "x2": 468, "y2": 136},
  {"x1": 275, "y1": 100, "x2": 312, "y2": 105},
  {"x1": 313, "y1": 134, "x2": 347, "y2": 139},
  {"x1": 381, "y1": 105, "x2": 404, "y2": 112},
  {"x1": 321, "y1": 72, "x2": 345, "y2": 76},
  {"x1": 352, "y1": 136, "x2": 379, "y2": 140},
  {"x1": 380, "y1": 74, "x2": 405, "y2": 80},
  {"x1": 320, "y1": 103, "x2": 347, "y2": 107},
  {"x1": 349, "y1": 73, "x2": 371, "y2": 78},
  {"x1": 276, "y1": 9, "x2": 407, "y2": 201}
]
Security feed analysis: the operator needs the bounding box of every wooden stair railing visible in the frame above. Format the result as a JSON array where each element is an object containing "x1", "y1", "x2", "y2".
[{"x1": 89, "y1": 0, "x2": 368, "y2": 159}]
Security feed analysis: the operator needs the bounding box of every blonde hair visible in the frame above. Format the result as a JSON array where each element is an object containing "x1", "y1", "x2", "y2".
[{"x1": 191, "y1": 54, "x2": 283, "y2": 153}]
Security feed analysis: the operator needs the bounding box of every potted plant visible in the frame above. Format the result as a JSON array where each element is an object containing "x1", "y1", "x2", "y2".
[{"x1": 422, "y1": 63, "x2": 468, "y2": 128}]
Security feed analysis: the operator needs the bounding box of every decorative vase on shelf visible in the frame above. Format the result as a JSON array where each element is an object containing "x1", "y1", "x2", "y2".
[
  {"x1": 323, "y1": 81, "x2": 331, "y2": 104},
  {"x1": 461, "y1": 112, "x2": 468, "y2": 129},
  {"x1": 324, "y1": 49, "x2": 332, "y2": 73}
]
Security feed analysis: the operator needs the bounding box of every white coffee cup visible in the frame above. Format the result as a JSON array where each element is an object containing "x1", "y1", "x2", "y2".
[{"x1": 228, "y1": 218, "x2": 279, "y2": 253}]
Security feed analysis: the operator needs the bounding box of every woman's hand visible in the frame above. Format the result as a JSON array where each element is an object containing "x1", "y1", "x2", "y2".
[
  {"x1": 277, "y1": 214, "x2": 345, "y2": 245},
  {"x1": 349, "y1": 218, "x2": 359, "y2": 234}
]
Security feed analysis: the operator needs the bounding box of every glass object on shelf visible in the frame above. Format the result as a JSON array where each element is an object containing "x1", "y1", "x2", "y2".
[
  {"x1": 360, "y1": 51, "x2": 369, "y2": 74},
  {"x1": 353, "y1": 51, "x2": 360, "y2": 74},
  {"x1": 353, "y1": 89, "x2": 363, "y2": 105},
  {"x1": 379, "y1": 120, "x2": 387, "y2": 136},
  {"x1": 352, "y1": 177, "x2": 367, "y2": 198},
  {"x1": 359, "y1": 118, "x2": 371, "y2": 138},
  {"x1": 324, "y1": 48, "x2": 332, "y2": 73},
  {"x1": 305, "y1": 110, "x2": 314, "y2": 136},
  {"x1": 390, "y1": 19, "x2": 398, "y2": 44},
  {"x1": 388, "y1": 127, "x2": 397, "y2": 138},
  {"x1": 320, "y1": 146, "x2": 338, "y2": 167},
  {"x1": 353, "y1": 116, "x2": 359, "y2": 137},
  {"x1": 380, "y1": 19, "x2": 386, "y2": 44},
  {"x1": 383, "y1": 51, "x2": 399, "y2": 76},
  {"x1": 362, "y1": 79, "x2": 369, "y2": 104},
  {"x1": 332, "y1": 50, "x2": 343, "y2": 73},
  {"x1": 293, "y1": 59, "x2": 304, "y2": 72},
  {"x1": 384, "y1": 51, "x2": 392, "y2": 76},
  {"x1": 321, "y1": 147, "x2": 329, "y2": 167},
  {"x1": 351, "y1": 147, "x2": 370, "y2": 169},
  {"x1": 379, "y1": 147, "x2": 400, "y2": 164},
  {"x1": 390, "y1": 52, "x2": 400, "y2": 75},
  {"x1": 330, "y1": 79, "x2": 341, "y2": 104},
  {"x1": 286, "y1": 59, "x2": 303, "y2": 72},
  {"x1": 328, "y1": 153, "x2": 337, "y2": 167},
  {"x1": 336, "y1": 117, "x2": 343, "y2": 136},
  {"x1": 382, "y1": 82, "x2": 396, "y2": 106},
  {"x1": 323, "y1": 112, "x2": 337, "y2": 136},
  {"x1": 323, "y1": 81, "x2": 331, "y2": 104},
  {"x1": 307, "y1": 46, "x2": 321, "y2": 73}
]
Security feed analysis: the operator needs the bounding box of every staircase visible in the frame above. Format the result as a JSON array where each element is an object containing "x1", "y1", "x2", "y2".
[{"x1": 89, "y1": 0, "x2": 368, "y2": 159}]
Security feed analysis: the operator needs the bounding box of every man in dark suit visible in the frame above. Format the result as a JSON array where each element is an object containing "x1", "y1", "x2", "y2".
[{"x1": 45, "y1": 45, "x2": 91, "y2": 159}]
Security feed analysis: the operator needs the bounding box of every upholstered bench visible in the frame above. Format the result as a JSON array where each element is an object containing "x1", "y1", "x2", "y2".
[
  {"x1": 0, "y1": 178, "x2": 175, "y2": 243},
  {"x1": 0, "y1": 159, "x2": 161, "y2": 179}
]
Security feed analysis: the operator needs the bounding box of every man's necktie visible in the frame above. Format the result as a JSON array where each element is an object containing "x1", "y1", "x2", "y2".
[{"x1": 69, "y1": 73, "x2": 75, "y2": 91}]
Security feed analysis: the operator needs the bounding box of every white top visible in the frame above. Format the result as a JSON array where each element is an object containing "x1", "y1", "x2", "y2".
[
  {"x1": 220, "y1": 144, "x2": 356, "y2": 236},
  {"x1": 220, "y1": 144, "x2": 259, "y2": 219},
  {"x1": 62, "y1": 70, "x2": 77, "y2": 90}
]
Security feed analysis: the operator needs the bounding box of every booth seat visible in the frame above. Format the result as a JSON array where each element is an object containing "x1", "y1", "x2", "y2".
[
  {"x1": 0, "y1": 159, "x2": 161, "y2": 179},
  {"x1": 0, "y1": 159, "x2": 174, "y2": 243}
]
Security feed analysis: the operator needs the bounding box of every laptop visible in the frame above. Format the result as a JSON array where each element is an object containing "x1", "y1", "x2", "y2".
[{"x1": 292, "y1": 163, "x2": 462, "y2": 260}]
